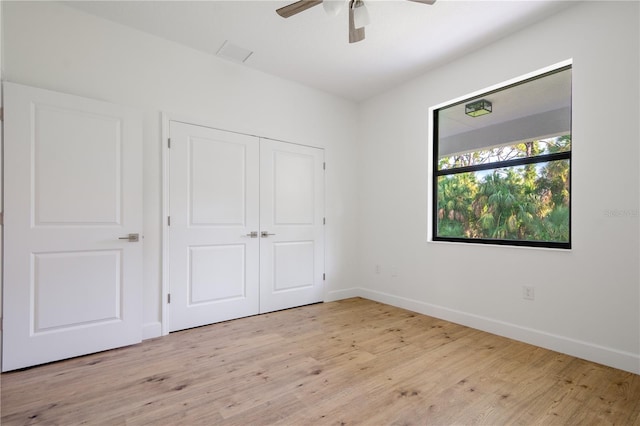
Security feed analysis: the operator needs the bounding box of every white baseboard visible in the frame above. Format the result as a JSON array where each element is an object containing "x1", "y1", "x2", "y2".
[
  {"x1": 325, "y1": 287, "x2": 362, "y2": 302},
  {"x1": 142, "y1": 322, "x2": 162, "y2": 340},
  {"x1": 336, "y1": 287, "x2": 639, "y2": 375}
]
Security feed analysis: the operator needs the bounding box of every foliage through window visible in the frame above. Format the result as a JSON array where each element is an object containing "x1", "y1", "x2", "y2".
[{"x1": 432, "y1": 66, "x2": 571, "y2": 249}]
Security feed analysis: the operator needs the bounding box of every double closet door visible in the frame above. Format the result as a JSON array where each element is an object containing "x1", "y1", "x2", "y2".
[{"x1": 167, "y1": 121, "x2": 324, "y2": 332}]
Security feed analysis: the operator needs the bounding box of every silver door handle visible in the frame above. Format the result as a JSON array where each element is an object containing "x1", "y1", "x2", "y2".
[
  {"x1": 261, "y1": 231, "x2": 276, "y2": 238},
  {"x1": 245, "y1": 231, "x2": 258, "y2": 238},
  {"x1": 119, "y1": 233, "x2": 140, "y2": 242}
]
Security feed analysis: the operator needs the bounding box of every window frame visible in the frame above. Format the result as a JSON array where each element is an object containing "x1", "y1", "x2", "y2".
[{"x1": 430, "y1": 64, "x2": 572, "y2": 250}]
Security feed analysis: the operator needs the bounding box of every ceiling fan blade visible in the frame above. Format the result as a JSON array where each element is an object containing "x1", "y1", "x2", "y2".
[
  {"x1": 407, "y1": 0, "x2": 436, "y2": 4},
  {"x1": 348, "y1": 1, "x2": 365, "y2": 43},
  {"x1": 276, "y1": 0, "x2": 323, "y2": 18}
]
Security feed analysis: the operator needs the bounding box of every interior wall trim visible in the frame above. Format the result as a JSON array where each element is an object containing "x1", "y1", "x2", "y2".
[
  {"x1": 325, "y1": 288, "x2": 362, "y2": 302},
  {"x1": 355, "y1": 288, "x2": 640, "y2": 375},
  {"x1": 142, "y1": 322, "x2": 162, "y2": 340}
]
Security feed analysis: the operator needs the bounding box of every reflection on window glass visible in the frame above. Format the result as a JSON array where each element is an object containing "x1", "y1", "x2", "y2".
[
  {"x1": 433, "y1": 65, "x2": 571, "y2": 248},
  {"x1": 438, "y1": 137, "x2": 571, "y2": 171}
]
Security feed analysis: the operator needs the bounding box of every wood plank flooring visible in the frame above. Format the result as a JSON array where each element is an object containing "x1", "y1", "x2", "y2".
[{"x1": 2, "y1": 298, "x2": 640, "y2": 425}]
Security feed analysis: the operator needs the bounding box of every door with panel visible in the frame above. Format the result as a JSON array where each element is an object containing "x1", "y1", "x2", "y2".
[
  {"x1": 259, "y1": 139, "x2": 325, "y2": 313},
  {"x1": 2, "y1": 82, "x2": 143, "y2": 371},
  {"x1": 168, "y1": 122, "x2": 260, "y2": 332}
]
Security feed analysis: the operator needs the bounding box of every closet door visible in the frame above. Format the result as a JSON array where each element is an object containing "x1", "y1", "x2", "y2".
[
  {"x1": 168, "y1": 122, "x2": 260, "y2": 332},
  {"x1": 259, "y1": 139, "x2": 325, "y2": 313}
]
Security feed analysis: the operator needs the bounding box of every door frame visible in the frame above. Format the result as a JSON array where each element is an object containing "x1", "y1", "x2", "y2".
[{"x1": 160, "y1": 113, "x2": 326, "y2": 335}]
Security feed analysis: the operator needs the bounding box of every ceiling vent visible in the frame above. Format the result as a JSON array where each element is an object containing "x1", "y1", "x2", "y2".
[{"x1": 216, "y1": 40, "x2": 253, "y2": 63}]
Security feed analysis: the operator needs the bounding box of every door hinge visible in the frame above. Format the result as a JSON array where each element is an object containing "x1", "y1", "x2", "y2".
[
  {"x1": 323, "y1": 273, "x2": 326, "y2": 281},
  {"x1": 168, "y1": 216, "x2": 171, "y2": 226},
  {"x1": 0, "y1": 212, "x2": 3, "y2": 226},
  {"x1": 323, "y1": 162, "x2": 326, "y2": 170},
  {"x1": 168, "y1": 138, "x2": 171, "y2": 148},
  {"x1": 323, "y1": 217, "x2": 326, "y2": 225},
  {"x1": 0, "y1": 107, "x2": 3, "y2": 122},
  {"x1": 167, "y1": 293, "x2": 171, "y2": 304}
]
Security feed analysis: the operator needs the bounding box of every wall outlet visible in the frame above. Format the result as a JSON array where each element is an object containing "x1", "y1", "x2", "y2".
[
  {"x1": 375, "y1": 264, "x2": 380, "y2": 274},
  {"x1": 390, "y1": 266, "x2": 398, "y2": 277},
  {"x1": 523, "y1": 286, "x2": 535, "y2": 301}
]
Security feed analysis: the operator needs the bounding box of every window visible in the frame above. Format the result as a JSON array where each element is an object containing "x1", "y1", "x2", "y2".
[{"x1": 432, "y1": 65, "x2": 571, "y2": 249}]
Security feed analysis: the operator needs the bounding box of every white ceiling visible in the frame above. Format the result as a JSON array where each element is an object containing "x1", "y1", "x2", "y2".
[{"x1": 63, "y1": 0, "x2": 579, "y2": 102}]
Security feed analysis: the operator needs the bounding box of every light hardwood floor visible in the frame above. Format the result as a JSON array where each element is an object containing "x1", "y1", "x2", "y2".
[{"x1": 2, "y1": 298, "x2": 639, "y2": 425}]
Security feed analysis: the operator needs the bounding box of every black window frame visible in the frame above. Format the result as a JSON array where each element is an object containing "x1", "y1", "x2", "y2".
[{"x1": 432, "y1": 66, "x2": 572, "y2": 250}]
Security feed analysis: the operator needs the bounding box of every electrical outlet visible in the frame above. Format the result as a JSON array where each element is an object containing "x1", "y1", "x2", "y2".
[
  {"x1": 375, "y1": 264, "x2": 380, "y2": 274},
  {"x1": 522, "y1": 286, "x2": 535, "y2": 301},
  {"x1": 390, "y1": 266, "x2": 398, "y2": 277}
]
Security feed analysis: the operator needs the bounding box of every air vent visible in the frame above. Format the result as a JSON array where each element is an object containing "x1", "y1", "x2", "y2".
[{"x1": 216, "y1": 40, "x2": 253, "y2": 63}]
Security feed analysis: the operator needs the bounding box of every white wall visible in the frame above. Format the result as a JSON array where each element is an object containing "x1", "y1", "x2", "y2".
[
  {"x1": 1, "y1": 1, "x2": 361, "y2": 337},
  {"x1": 357, "y1": 1, "x2": 640, "y2": 374}
]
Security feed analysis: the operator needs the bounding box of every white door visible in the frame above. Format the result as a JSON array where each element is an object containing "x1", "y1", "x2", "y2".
[
  {"x1": 259, "y1": 139, "x2": 325, "y2": 313},
  {"x1": 168, "y1": 122, "x2": 260, "y2": 332},
  {"x1": 2, "y1": 82, "x2": 143, "y2": 371}
]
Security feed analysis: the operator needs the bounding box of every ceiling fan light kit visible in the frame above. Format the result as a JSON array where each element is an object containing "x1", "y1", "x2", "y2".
[
  {"x1": 352, "y1": 0, "x2": 370, "y2": 29},
  {"x1": 323, "y1": 0, "x2": 346, "y2": 16},
  {"x1": 348, "y1": 1, "x2": 365, "y2": 43},
  {"x1": 276, "y1": 0, "x2": 436, "y2": 44}
]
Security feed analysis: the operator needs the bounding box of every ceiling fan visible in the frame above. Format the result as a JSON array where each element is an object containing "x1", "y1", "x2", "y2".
[{"x1": 276, "y1": 0, "x2": 436, "y2": 44}]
